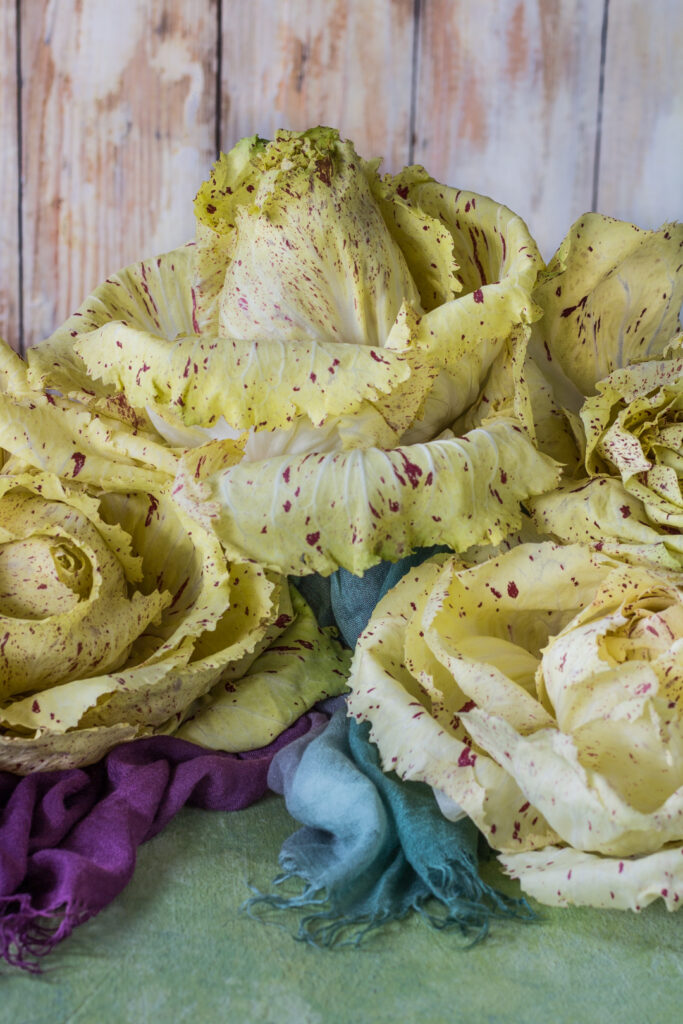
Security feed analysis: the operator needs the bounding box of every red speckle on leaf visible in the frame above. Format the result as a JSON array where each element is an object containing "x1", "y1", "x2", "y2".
[
  {"x1": 170, "y1": 577, "x2": 190, "y2": 608},
  {"x1": 458, "y1": 748, "x2": 477, "y2": 767},
  {"x1": 71, "y1": 452, "x2": 86, "y2": 477},
  {"x1": 472, "y1": 288, "x2": 484, "y2": 303},
  {"x1": 306, "y1": 531, "x2": 320, "y2": 546},
  {"x1": 507, "y1": 581, "x2": 519, "y2": 598},
  {"x1": 396, "y1": 451, "x2": 423, "y2": 488},
  {"x1": 32, "y1": 700, "x2": 40, "y2": 713},
  {"x1": 620, "y1": 505, "x2": 631, "y2": 518},
  {"x1": 283, "y1": 500, "x2": 292, "y2": 512},
  {"x1": 145, "y1": 494, "x2": 159, "y2": 527}
]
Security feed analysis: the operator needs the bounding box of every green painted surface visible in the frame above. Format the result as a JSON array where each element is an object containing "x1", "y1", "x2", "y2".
[{"x1": 1, "y1": 794, "x2": 680, "y2": 1024}]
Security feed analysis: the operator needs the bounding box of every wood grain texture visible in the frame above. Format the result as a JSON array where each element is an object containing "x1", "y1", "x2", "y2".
[
  {"x1": 598, "y1": 0, "x2": 683, "y2": 228},
  {"x1": 21, "y1": 0, "x2": 218, "y2": 348},
  {"x1": 413, "y1": 0, "x2": 605, "y2": 260},
  {"x1": 220, "y1": 0, "x2": 415, "y2": 172},
  {"x1": 0, "y1": 1, "x2": 20, "y2": 352}
]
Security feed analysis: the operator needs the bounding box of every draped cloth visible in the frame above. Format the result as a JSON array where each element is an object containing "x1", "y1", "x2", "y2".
[
  {"x1": 249, "y1": 553, "x2": 532, "y2": 945},
  {"x1": 0, "y1": 714, "x2": 322, "y2": 971},
  {"x1": 253, "y1": 709, "x2": 530, "y2": 946}
]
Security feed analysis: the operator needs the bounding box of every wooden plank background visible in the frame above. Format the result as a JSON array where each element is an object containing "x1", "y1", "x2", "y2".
[{"x1": 1, "y1": 0, "x2": 681, "y2": 354}]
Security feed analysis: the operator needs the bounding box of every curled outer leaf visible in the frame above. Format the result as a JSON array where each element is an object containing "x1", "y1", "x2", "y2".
[
  {"x1": 499, "y1": 844, "x2": 683, "y2": 911},
  {"x1": 26, "y1": 243, "x2": 199, "y2": 400},
  {"x1": 173, "y1": 416, "x2": 561, "y2": 576},
  {"x1": 177, "y1": 587, "x2": 349, "y2": 752},
  {"x1": 381, "y1": 167, "x2": 545, "y2": 418},
  {"x1": 74, "y1": 324, "x2": 424, "y2": 434},
  {"x1": 531, "y1": 215, "x2": 683, "y2": 399},
  {"x1": 528, "y1": 477, "x2": 683, "y2": 571}
]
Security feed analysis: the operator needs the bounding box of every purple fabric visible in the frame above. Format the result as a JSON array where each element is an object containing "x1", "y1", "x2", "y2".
[{"x1": 0, "y1": 713, "x2": 324, "y2": 971}]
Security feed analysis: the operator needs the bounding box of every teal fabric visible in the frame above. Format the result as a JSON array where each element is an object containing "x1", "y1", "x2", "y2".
[
  {"x1": 254, "y1": 709, "x2": 527, "y2": 945},
  {"x1": 278, "y1": 548, "x2": 527, "y2": 945},
  {"x1": 294, "y1": 545, "x2": 450, "y2": 648}
]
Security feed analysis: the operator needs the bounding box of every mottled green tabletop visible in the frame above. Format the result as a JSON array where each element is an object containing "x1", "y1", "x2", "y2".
[{"x1": 2, "y1": 794, "x2": 680, "y2": 1024}]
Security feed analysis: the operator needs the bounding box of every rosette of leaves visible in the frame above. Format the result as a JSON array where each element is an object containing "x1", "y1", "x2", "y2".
[
  {"x1": 528, "y1": 337, "x2": 683, "y2": 569},
  {"x1": 347, "y1": 542, "x2": 683, "y2": 910},
  {"x1": 0, "y1": 342, "x2": 345, "y2": 771},
  {"x1": 28, "y1": 128, "x2": 560, "y2": 576}
]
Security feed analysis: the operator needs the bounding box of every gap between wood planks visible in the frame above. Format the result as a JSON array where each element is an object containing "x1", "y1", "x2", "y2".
[
  {"x1": 14, "y1": 0, "x2": 24, "y2": 356},
  {"x1": 592, "y1": 0, "x2": 610, "y2": 213}
]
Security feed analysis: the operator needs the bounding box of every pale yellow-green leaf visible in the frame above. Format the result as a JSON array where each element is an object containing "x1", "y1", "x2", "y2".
[
  {"x1": 174, "y1": 416, "x2": 561, "y2": 576},
  {"x1": 27, "y1": 244, "x2": 198, "y2": 398},
  {"x1": 177, "y1": 587, "x2": 349, "y2": 752},
  {"x1": 532, "y1": 215, "x2": 683, "y2": 397},
  {"x1": 194, "y1": 128, "x2": 421, "y2": 347},
  {"x1": 528, "y1": 477, "x2": 683, "y2": 570},
  {"x1": 75, "y1": 324, "x2": 418, "y2": 433},
  {"x1": 499, "y1": 844, "x2": 683, "y2": 911}
]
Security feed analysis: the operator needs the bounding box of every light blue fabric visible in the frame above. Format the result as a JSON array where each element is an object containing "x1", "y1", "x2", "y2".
[
  {"x1": 250, "y1": 709, "x2": 529, "y2": 946},
  {"x1": 256, "y1": 549, "x2": 531, "y2": 946}
]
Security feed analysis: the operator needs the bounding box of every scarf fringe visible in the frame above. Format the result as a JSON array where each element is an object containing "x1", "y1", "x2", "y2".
[
  {"x1": 0, "y1": 894, "x2": 85, "y2": 973},
  {"x1": 244, "y1": 860, "x2": 535, "y2": 950}
]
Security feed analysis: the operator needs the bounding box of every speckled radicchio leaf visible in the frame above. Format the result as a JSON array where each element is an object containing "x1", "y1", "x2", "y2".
[
  {"x1": 172, "y1": 416, "x2": 561, "y2": 576},
  {"x1": 530, "y1": 215, "x2": 683, "y2": 402}
]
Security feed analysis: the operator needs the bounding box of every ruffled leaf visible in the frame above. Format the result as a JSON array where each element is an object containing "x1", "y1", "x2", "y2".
[{"x1": 173, "y1": 416, "x2": 562, "y2": 576}]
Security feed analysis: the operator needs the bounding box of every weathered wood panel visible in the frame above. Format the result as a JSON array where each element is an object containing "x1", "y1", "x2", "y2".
[
  {"x1": 598, "y1": 0, "x2": 683, "y2": 228},
  {"x1": 413, "y1": 0, "x2": 604, "y2": 260},
  {"x1": 0, "y1": 1, "x2": 20, "y2": 352},
  {"x1": 220, "y1": 0, "x2": 415, "y2": 173},
  {"x1": 21, "y1": 0, "x2": 218, "y2": 348}
]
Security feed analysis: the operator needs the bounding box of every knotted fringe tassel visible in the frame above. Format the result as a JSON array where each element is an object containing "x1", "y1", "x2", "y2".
[
  {"x1": 0, "y1": 894, "x2": 88, "y2": 972},
  {"x1": 246, "y1": 870, "x2": 533, "y2": 949}
]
